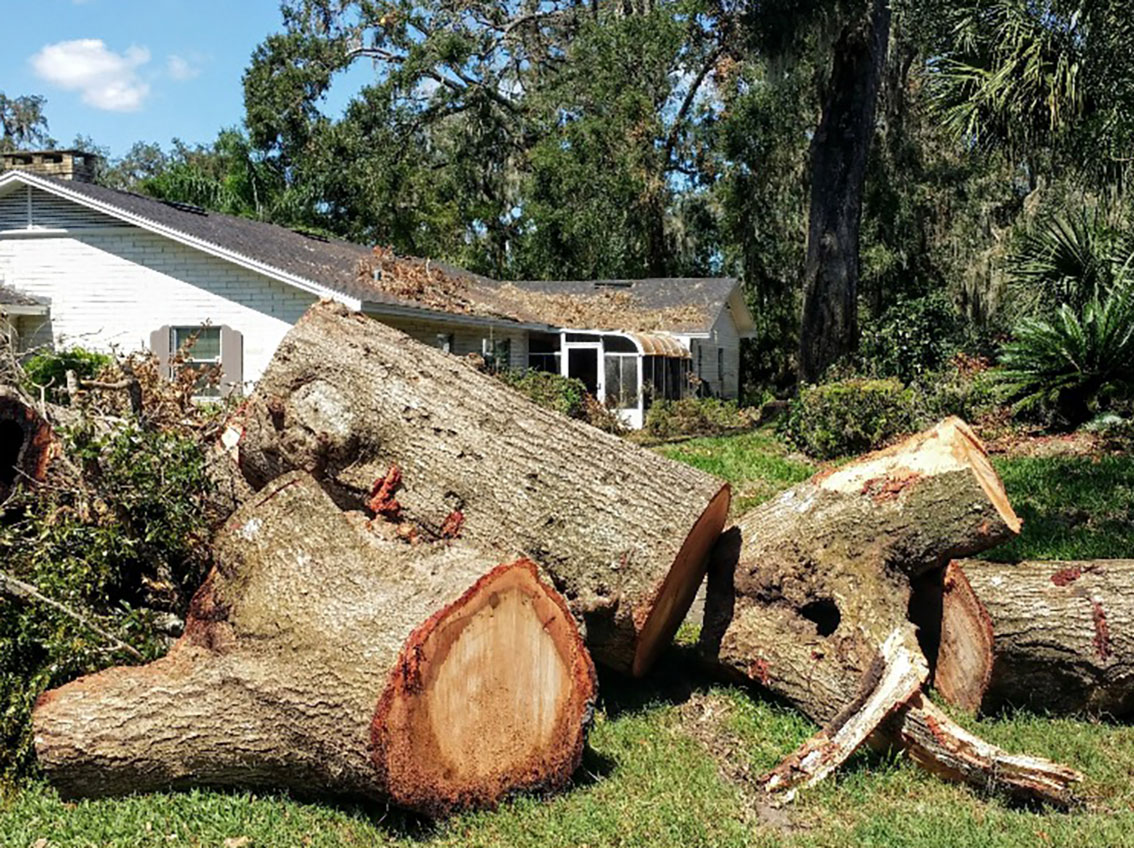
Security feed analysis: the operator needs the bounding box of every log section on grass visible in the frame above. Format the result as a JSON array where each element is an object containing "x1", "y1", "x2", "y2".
[
  {"x1": 32, "y1": 471, "x2": 596, "y2": 815},
  {"x1": 233, "y1": 301, "x2": 730, "y2": 676},
  {"x1": 701, "y1": 418, "x2": 1081, "y2": 806},
  {"x1": 922, "y1": 559, "x2": 1134, "y2": 717}
]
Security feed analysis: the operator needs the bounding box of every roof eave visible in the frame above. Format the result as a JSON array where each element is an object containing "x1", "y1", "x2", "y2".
[
  {"x1": 0, "y1": 171, "x2": 363, "y2": 310},
  {"x1": 361, "y1": 300, "x2": 554, "y2": 332}
]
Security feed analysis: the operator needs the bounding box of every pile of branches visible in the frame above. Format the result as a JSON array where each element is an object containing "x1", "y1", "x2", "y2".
[{"x1": 8, "y1": 303, "x2": 1134, "y2": 816}]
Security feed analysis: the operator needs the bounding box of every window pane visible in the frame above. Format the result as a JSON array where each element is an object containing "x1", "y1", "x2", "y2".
[
  {"x1": 604, "y1": 355, "x2": 621, "y2": 405},
  {"x1": 171, "y1": 326, "x2": 220, "y2": 361},
  {"x1": 620, "y1": 357, "x2": 638, "y2": 407}
]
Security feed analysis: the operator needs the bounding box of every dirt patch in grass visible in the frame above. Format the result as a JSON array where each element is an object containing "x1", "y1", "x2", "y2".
[{"x1": 676, "y1": 693, "x2": 805, "y2": 835}]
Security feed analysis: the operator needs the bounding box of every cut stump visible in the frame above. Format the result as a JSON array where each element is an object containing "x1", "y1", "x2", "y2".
[
  {"x1": 233, "y1": 301, "x2": 730, "y2": 675},
  {"x1": 32, "y1": 471, "x2": 596, "y2": 815},
  {"x1": 0, "y1": 386, "x2": 53, "y2": 502}
]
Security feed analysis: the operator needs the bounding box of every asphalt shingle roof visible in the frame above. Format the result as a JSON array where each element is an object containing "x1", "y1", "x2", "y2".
[{"x1": 14, "y1": 174, "x2": 738, "y2": 333}]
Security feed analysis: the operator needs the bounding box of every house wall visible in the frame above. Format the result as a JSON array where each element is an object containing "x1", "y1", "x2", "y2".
[
  {"x1": 0, "y1": 203, "x2": 318, "y2": 385},
  {"x1": 373, "y1": 313, "x2": 529, "y2": 372},
  {"x1": 689, "y1": 308, "x2": 741, "y2": 399}
]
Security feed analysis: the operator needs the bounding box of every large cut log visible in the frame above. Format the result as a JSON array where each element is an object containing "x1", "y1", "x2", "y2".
[
  {"x1": 921, "y1": 559, "x2": 1134, "y2": 717},
  {"x1": 32, "y1": 471, "x2": 596, "y2": 815},
  {"x1": 701, "y1": 418, "x2": 1081, "y2": 806},
  {"x1": 0, "y1": 385, "x2": 54, "y2": 501},
  {"x1": 233, "y1": 301, "x2": 730, "y2": 676}
]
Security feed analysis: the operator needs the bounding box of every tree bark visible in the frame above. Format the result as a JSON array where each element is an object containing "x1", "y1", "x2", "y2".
[
  {"x1": 798, "y1": 0, "x2": 891, "y2": 382},
  {"x1": 920, "y1": 559, "x2": 1134, "y2": 717},
  {"x1": 32, "y1": 471, "x2": 596, "y2": 816},
  {"x1": 0, "y1": 385, "x2": 54, "y2": 502},
  {"x1": 699, "y1": 418, "x2": 1081, "y2": 806},
  {"x1": 233, "y1": 301, "x2": 730, "y2": 676}
]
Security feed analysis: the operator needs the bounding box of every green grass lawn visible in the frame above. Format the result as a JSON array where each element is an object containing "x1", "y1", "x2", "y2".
[{"x1": 4, "y1": 430, "x2": 1134, "y2": 848}]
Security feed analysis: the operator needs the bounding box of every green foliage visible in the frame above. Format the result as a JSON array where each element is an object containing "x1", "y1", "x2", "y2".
[
  {"x1": 913, "y1": 356, "x2": 1000, "y2": 423},
  {"x1": 21, "y1": 348, "x2": 112, "y2": 404},
  {"x1": 496, "y1": 369, "x2": 587, "y2": 419},
  {"x1": 0, "y1": 92, "x2": 52, "y2": 152},
  {"x1": 783, "y1": 378, "x2": 917, "y2": 459},
  {"x1": 643, "y1": 398, "x2": 755, "y2": 441},
  {"x1": 0, "y1": 420, "x2": 212, "y2": 783},
  {"x1": 858, "y1": 292, "x2": 962, "y2": 382},
  {"x1": 997, "y1": 280, "x2": 1134, "y2": 427}
]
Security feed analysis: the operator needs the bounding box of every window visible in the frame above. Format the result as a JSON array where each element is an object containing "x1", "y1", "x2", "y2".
[
  {"x1": 436, "y1": 333, "x2": 453, "y2": 354},
  {"x1": 528, "y1": 334, "x2": 560, "y2": 373},
  {"x1": 171, "y1": 326, "x2": 222, "y2": 398},
  {"x1": 482, "y1": 337, "x2": 511, "y2": 372},
  {"x1": 717, "y1": 347, "x2": 725, "y2": 390},
  {"x1": 697, "y1": 344, "x2": 703, "y2": 376},
  {"x1": 604, "y1": 354, "x2": 638, "y2": 409}
]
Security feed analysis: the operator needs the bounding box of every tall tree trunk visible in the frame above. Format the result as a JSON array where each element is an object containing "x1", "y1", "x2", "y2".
[{"x1": 798, "y1": 0, "x2": 891, "y2": 382}]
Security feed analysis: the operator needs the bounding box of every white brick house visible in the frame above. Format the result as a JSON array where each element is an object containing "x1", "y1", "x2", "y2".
[{"x1": 0, "y1": 152, "x2": 756, "y2": 427}]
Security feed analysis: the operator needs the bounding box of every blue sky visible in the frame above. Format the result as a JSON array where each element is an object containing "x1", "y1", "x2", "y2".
[{"x1": 2, "y1": 0, "x2": 369, "y2": 158}]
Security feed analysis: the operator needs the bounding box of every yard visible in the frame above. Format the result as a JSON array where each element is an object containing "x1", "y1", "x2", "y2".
[{"x1": 3, "y1": 429, "x2": 1133, "y2": 848}]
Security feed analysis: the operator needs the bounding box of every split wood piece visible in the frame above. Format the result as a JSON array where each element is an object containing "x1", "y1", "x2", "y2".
[
  {"x1": 893, "y1": 694, "x2": 1082, "y2": 808},
  {"x1": 32, "y1": 471, "x2": 596, "y2": 816},
  {"x1": 233, "y1": 301, "x2": 730, "y2": 676},
  {"x1": 701, "y1": 419, "x2": 1079, "y2": 805},
  {"x1": 760, "y1": 627, "x2": 927, "y2": 803},
  {"x1": 921, "y1": 559, "x2": 1134, "y2": 717},
  {"x1": 0, "y1": 385, "x2": 54, "y2": 501}
]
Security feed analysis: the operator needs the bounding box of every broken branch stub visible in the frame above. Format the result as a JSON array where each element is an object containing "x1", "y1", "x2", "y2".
[{"x1": 32, "y1": 471, "x2": 596, "y2": 815}]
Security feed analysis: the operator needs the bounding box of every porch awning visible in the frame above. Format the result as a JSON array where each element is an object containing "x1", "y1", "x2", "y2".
[{"x1": 624, "y1": 331, "x2": 691, "y2": 359}]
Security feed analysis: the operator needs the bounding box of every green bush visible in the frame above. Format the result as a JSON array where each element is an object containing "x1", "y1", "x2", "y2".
[
  {"x1": 0, "y1": 419, "x2": 213, "y2": 783},
  {"x1": 997, "y1": 280, "x2": 1134, "y2": 428},
  {"x1": 496, "y1": 369, "x2": 588, "y2": 419},
  {"x1": 914, "y1": 355, "x2": 1000, "y2": 423},
  {"x1": 21, "y1": 347, "x2": 112, "y2": 404},
  {"x1": 643, "y1": 398, "x2": 755, "y2": 440},
  {"x1": 783, "y1": 378, "x2": 917, "y2": 459},
  {"x1": 858, "y1": 292, "x2": 962, "y2": 383}
]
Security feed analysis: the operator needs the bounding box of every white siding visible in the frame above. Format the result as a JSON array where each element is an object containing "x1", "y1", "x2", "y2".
[
  {"x1": 374, "y1": 313, "x2": 529, "y2": 372},
  {"x1": 691, "y1": 308, "x2": 741, "y2": 399},
  {"x1": 0, "y1": 229, "x2": 317, "y2": 384},
  {"x1": 0, "y1": 186, "x2": 121, "y2": 231}
]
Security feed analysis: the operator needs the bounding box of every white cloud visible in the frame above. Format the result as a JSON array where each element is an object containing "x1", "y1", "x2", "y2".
[
  {"x1": 30, "y1": 39, "x2": 151, "y2": 112},
  {"x1": 167, "y1": 54, "x2": 202, "y2": 82}
]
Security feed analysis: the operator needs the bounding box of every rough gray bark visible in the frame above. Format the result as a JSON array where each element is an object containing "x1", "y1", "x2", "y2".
[
  {"x1": 798, "y1": 0, "x2": 891, "y2": 381},
  {"x1": 233, "y1": 301, "x2": 730, "y2": 676},
  {"x1": 924, "y1": 559, "x2": 1134, "y2": 717},
  {"x1": 700, "y1": 418, "x2": 1081, "y2": 806},
  {"x1": 33, "y1": 471, "x2": 596, "y2": 816}
]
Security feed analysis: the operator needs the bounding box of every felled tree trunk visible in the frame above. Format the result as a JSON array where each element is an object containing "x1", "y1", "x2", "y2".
[
  {"x1": 921, "y1": 559, "x2": 1134, "y2": 717},
  {"x1": 233, "y1": 302, "x2": 730, "y2": 676},
  {"x1": 701, "y1": 419, "x2": 1081, "y2": 806},
  {"x1": 0, "y1": 385, "x2": 54, "y2": 501},
  {"x1": 33, "y1": 472, "x2": 596, "y2": 816}
]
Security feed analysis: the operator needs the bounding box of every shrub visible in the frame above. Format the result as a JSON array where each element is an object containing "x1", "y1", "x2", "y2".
[
  {"x1": 643, "y1": 398, "x2": 755, "y2": 440},
  {"x1": 496, "y1": 369, "x2": 587, "y2": 419},
  {"x1": 997, "y1": 280, "x2": 1134, "y2": 428},
  {"x1": 858, "y1": 292, "x2": 962, "y2": 383},
  {"x1": 21, "y1": 347, "x2": 112, "y2": 404},
  {"x1": 914, "y1": 354, "x2": 1000, "y2": 423},
  {"x1": 783, "y1": 378, "x2": 917, "y2": 459}
]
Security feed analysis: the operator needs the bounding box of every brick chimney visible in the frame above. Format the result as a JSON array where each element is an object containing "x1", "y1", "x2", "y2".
[{"x1": 0, "y1": 150, "x2": 99, "y2": 183}]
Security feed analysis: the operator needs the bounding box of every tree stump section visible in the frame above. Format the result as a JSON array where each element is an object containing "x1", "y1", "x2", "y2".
[
  {"x1": 700, "y1": 418, "x2": 1081, "y2": 806},
  {"x1": 922, "y1": 559, "x2": 1134, "y2": 717},
  {"x1": 233, "y1": 301, "x2": 730, "y2": 676},
  {"x1": 32, "y1": 471, "x2": 596, "y2": 815},
  {"x1": 0, "y1": 386, "x2": 53, "y2": 502}
]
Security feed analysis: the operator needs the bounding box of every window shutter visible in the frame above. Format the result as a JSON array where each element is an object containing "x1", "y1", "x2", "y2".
[
  {"x1": 150, "y1": 325, "x2": 171, "y2": 378},
  {"x1": 219, "y1": 325, "x2": 244, "y2": 396}
]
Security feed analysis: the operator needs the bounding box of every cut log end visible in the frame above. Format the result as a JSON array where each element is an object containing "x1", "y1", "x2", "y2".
[
  {"x1": 0, "y1": 388, "x2": 53, "y2": 501},
  {"x1": 817, "y1": 417, "x2": 1021, "y2": 537},
  {"x1": 632, "y1": 484, "x2": 731, "y2": 677},
  {"x1": 922, "y1": 561, "x2": 994, "y2": 713},
  {"x1": 372, "y1": 559, "x2": 596, "y2": 815}
]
